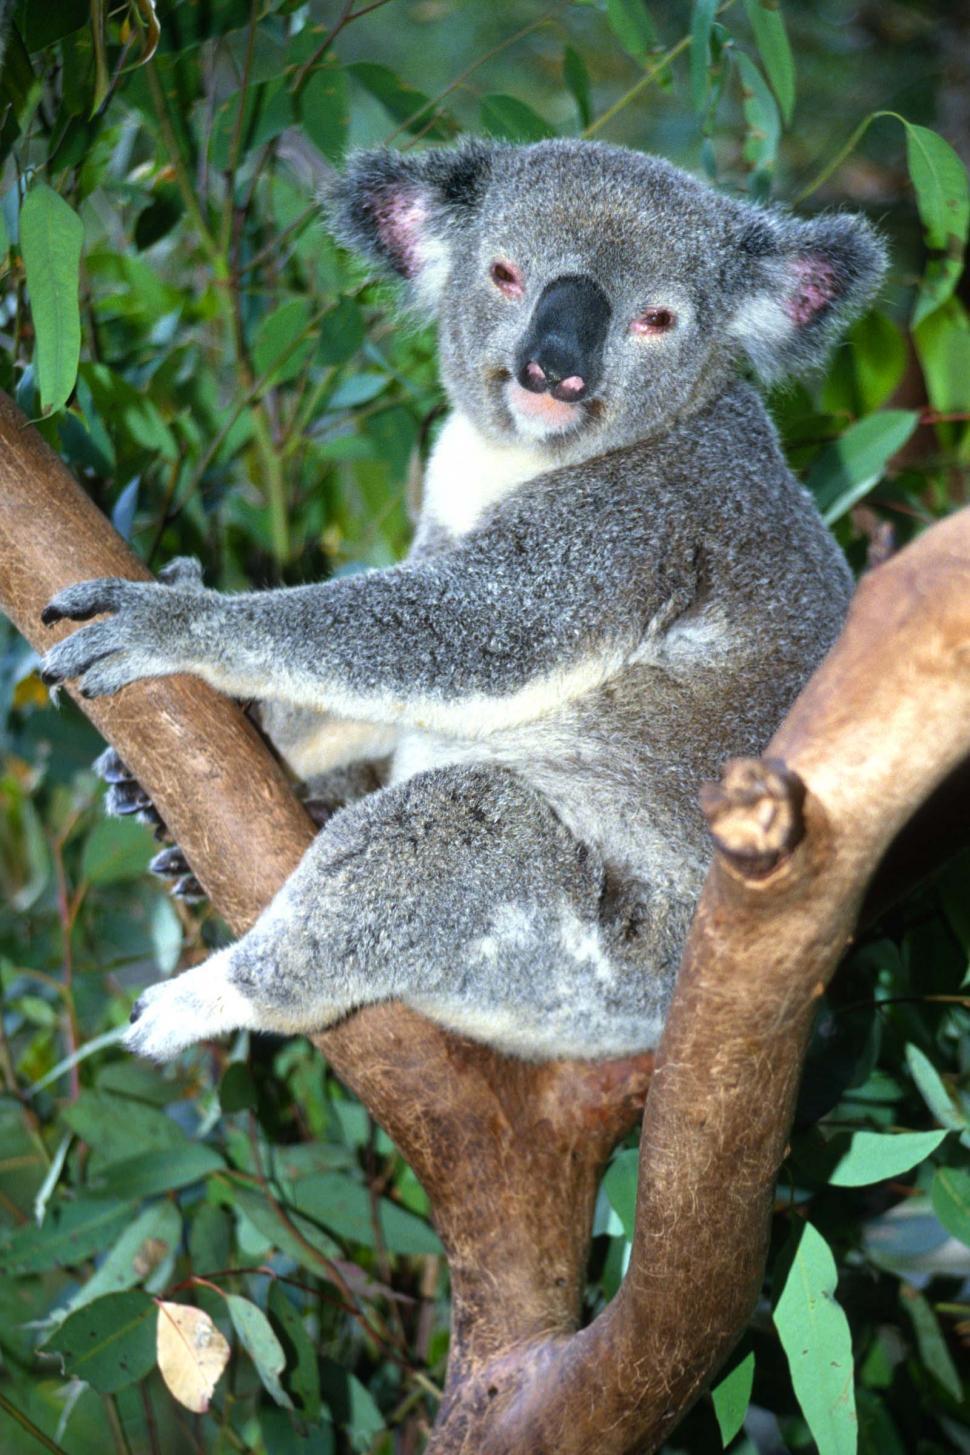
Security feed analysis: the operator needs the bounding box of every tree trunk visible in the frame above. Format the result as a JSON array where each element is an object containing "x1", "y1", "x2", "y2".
[{"x1": 1, "y1": 390, "x2": 968, "y2": 1452}]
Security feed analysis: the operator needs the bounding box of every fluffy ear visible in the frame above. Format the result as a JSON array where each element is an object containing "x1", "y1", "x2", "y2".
[
  {"x1": 727, "y1": 210, "x2": 888, "y2": 382},
  {"x1": 322, "y1": 141, "x2": 498, "y2": 303}
]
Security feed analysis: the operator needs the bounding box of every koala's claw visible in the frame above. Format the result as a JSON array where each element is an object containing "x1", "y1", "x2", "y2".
[
  {"x1": 39, "y1": 576, "x2": 195, "y2": 699},
  {"x1": 150, "y1": 844, "x2": 189, "y2": 877},
  {"x1": 93, "y1": 747, "x2": 132, "y2": 784},
  {"x1": 41, "y1": 577, "x2": 133, "y2": 628}
]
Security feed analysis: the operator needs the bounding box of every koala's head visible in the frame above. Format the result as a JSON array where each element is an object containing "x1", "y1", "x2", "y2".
[{"x1": 326, "y1": 139, "x2": 886, "y2": 459}]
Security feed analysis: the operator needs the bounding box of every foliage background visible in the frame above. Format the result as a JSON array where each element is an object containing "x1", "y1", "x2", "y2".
[{"x1": 0, "y1": 1, "x2": 968, "y2": 1451}]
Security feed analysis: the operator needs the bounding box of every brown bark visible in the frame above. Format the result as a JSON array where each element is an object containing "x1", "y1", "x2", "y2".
[{"x1": 2, "y1": 389, "x2": 969, "y2": 1453}]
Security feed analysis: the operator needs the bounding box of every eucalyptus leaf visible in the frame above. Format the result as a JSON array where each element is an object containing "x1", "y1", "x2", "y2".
[
  {"x1": 807, "y1": 409, "x2": 919, "y2": 524},
  {"x1": 906, "y1": 1044, "x2": 968, "y2": 1133},
  {"x1": 743, "y1": 0, "x2": 796, "y2": 123},
  {"x1": 268, "y1": 1282, "x2": 321, "y2": 1420},
  {"x1": 774, "y1": 1222, "x2": 857, "y2": 1455},
  {"x1": 930, "y1": 1166, "x2": 970, "y2": 1247},
  {"x1": 44, "y1": 1291, "x2": 156, "y2": 1393},
  {"x1": 0, "y1": 1198, "x2": 134, "y2": 1275},
  {"x1": 903, "y1": 123, "x2": 969, "y2": 325},
  {"x1": 605, "y1": 0, "x2": 656, "y2": 61},
  {"x1": 711, "y1": 1350, "x2": 755, "y2": 1447},
  {"x1": 479, "y1": 94, "x2": 556, "y2": 143},
  {"x1": 227, "y1": 1293, "x2": 293, "y2": 1409},
  {"x1": 901, "y1": 1284, "x2": 962, "y2": 1400},
  {"x1": 20, "y1": 182, "x2": 84, "y2": 414},
  {"x1": 827, "y1": 1129, "x2": 947, "y2": 1187}
]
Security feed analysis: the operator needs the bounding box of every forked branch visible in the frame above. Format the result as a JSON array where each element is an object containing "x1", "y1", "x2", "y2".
[{"x1": 1, "y1": 389, "x2": 968, "y2": 1454}]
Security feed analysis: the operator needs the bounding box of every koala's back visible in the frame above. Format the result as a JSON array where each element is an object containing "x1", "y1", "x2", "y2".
[{"x1": 393, "y1": 381, "x2": 852, "y2": 893}]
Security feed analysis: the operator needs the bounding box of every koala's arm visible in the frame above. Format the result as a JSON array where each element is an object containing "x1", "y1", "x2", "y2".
[{"x1": 39, "y1": 480, "x2": 690, "y2": 734}]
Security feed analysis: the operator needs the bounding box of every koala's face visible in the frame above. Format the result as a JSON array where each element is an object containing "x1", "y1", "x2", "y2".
[{"x1": 329, "y1": 140, "x2": 885, "y2": 461}]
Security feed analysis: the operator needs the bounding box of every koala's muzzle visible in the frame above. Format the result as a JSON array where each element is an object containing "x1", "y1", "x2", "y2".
[{"x1": 515, "y1": 274, "x2": 611, "y2": 402}]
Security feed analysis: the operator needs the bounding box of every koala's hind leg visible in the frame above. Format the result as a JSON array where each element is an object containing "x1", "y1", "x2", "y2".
[{"x1": 125, "y1": 765, "x2": 673, "y2": 1062}]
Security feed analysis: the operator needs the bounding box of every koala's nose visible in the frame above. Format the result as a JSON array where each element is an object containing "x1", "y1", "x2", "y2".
[{"x1": 515, "y1": 274, "x2": 611, "y2": 402}]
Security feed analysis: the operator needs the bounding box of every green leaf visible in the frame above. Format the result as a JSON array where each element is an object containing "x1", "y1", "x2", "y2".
[
  {"x1": 606, "y1": 0, "x2": 657, "y2": 61},
  {"x1": 711, "y1": 1350, "x2": 755, "y2": 1447},
  {"x1": 913, "y1": 297, "x2": 970, "y2": 413},
  {"x1": 905, "y1": 1044, "x2": 968, "y2": 1133},
  {"x1": 0, "y1": 1198, "x2": 134, "y2": 1274},
  {"x1": 80, "y1": 363, "x2": 179, "y2": 459},
  {"x1": 61, "y1": 1089, "x2": 187, "y2": 1170},
  {"x1": 347, "y1": 62, "x2": 449, "y2": 139},
  {"x1": 55, "y1": 1202, "x2": 182, "y2": 1317},
  {"x1": 820, "y1": 311, "x2": 907, "y2": 417},
  {"x1": 826, "y1": 1128, "x2": 947, "y2": 1187},
  {"x1": 297, "y1": 59, "x2": 349, "y2": 162},
  {"x1": 900, "y1": 1284, "x2": 962, "y2": 1400},
  {"x1": 479, "y1": 94, "x2": 555, "y2": 143},
  {"x1": 774, "y1": 1222, "x2": 857, "y2": 1455},
  {"x1": 563, "y1": 46, "x2": 592, "y2": 130},
  {"x1": 806, "y1": 409, "x2": 920, "y2": 524},
  {"x1": 317, "y1": 297, "x2": 365, "y2": 367},
  {"x1": 19, "y1": 182, "x2": 84, "y2": 414},
  {"x1": 220, "y1": 1061, "x2": 258, "y2": 1114},
  {"x1": 226, "y1": 1294, "x2": 293, "y2": 1409},
  {"x1": 320, "y1": 1359, "x2": 385, "y2": 1451},
  {"x1": 733, "y1": 51, "x2": 781, "y2": 183},
  {"x1": 602, "y1": 1148, "x2": 638, "y2": 1240},
  {"x1": 290, "y1": 1172, "x2": 441, "y2": 1255},
  {"x1": 46, "y1": 1291, "x2": 157, "y2": 1393},
  {"x1": 857, "y1": 1388, "x2": 907, "y2": 1455},
  {"x1": 903, "y1": 123, "x2": 969, "y2": 325},
  {"x1": 268, "y1": 1282, "x2": 321, "y2": 1420},
  {"x1": 251, "y1": 298, "x2": 315, "y2": 384},
  {"x1": 210, "y1": 78, "x2": 294, "y2": 170},
  {"x1": 20, "y1": 0, "x2": 89, "y2": 50},
  {"x1": 91, "y1": 1144, "x2": 226, "y2": 1199},
  {"x1": 689, "y1": 0, "x2": 719, "y2": 116},
  {"x1": 743, "y1": 0, "x2": 795, "y2": 124},
  {"x1": 224, "y1": 1182, "x2": 342, "y2": 1273},
  {"x1": 80, "y1": 816, "x2": 156, "y2": 885},
  {"x1": 930, "y1": 1166, "x2": 970, "y2": 1246}
]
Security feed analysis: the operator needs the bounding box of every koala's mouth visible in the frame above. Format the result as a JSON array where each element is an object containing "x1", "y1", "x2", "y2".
[{"x1": 488, "y1": 368, "x2": 604, "y2": 442}]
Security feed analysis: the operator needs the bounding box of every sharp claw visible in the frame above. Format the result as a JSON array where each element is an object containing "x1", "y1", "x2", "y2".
[
  {"x1": 173, "y1": 874, "x2": 206, "y2": 902},
  {"x1": 93, "y1": 749, "x2": 132, "y2": 784},
  {"x1": 129, "y1": 999, "x2": 145, "y2": 1025},
  {"x1": 150, "y1": 845, "x2": 190, "y2": 877}
]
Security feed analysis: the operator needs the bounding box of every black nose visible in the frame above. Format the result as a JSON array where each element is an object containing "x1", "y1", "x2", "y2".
[{"x1": 515, "y1": 274, "x2": 611, "y2": 402}]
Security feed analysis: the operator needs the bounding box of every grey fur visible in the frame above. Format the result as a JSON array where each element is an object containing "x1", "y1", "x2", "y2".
[{"x1": 40, "y1": 139, "x2": 883, "y2": 1061}]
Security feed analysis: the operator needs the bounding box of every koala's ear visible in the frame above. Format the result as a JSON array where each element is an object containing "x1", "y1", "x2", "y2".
[
  {"x1": 323, "y1": 141, "x2": 498, "y2": 302},
  {"x1": 727, "y1": 210, "x2": 888, "y2": 381}
]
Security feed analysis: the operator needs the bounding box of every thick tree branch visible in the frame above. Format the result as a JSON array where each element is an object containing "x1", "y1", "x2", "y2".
[{"x1": 2, "y1": 389, "x2": 969, "y2": 1453}]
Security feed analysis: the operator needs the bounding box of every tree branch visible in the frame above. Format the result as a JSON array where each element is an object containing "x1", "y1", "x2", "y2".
[{"x1": 2, "y1": 389, "x2": 968, "y2": 1453}]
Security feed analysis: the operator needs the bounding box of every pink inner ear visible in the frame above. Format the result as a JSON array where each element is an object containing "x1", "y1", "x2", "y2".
[
  {"x1": 371, "y1": 190, "x2": 429, "y2": 279},
  {"x1": 785, "y1": 258, "x2": 838, "y2": 326}
]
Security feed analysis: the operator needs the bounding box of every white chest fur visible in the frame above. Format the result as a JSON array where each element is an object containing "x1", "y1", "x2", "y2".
[{"x1": 421, "y1": 412, "x2": 549, "y2": 537}]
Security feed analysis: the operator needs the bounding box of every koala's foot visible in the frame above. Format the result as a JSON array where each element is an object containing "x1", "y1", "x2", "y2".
[
  {"x1": 125, "y1": 951, "x2": 257, "y2": 1061},
  {"x1": 94, "y1": 747, "x2": 206, "y2": 901}
]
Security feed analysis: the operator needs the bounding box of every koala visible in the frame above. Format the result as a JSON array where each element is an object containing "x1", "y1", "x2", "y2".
[{"x1": 39, "y1": 139, "x2": 885, "y2": 1062}]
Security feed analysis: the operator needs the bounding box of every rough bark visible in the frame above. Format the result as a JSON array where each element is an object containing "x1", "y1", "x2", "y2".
[{"x1": 2, "y1": 389, "x2": 969, "y2": 1453}]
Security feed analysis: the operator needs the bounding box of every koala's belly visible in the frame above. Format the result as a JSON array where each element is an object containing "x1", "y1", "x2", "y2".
[{"x1": 390, "y1": 730, "x2": 478, "y2": 784}]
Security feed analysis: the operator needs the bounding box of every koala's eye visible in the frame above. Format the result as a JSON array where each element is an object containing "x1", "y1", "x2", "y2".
[
  {"x1": 631, "y1": 308, "x2": 676, "y2": 336},
  {"x1": 490, "y1": 261, "x2": 524, "y2": 300}
]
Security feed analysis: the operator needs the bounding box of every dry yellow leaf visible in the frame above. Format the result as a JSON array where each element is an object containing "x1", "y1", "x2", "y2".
[{"x1": 156, "y1": 1300, "x2": 230, "y2": 1414}]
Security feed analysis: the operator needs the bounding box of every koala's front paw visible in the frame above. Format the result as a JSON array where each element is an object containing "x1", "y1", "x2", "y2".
[
  {"x1": 40, "y1": 576, "x2": 203, "y2": 698},
  {"x1": 125, "y1": 952, "x2": 256, "y2": 1061}
]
